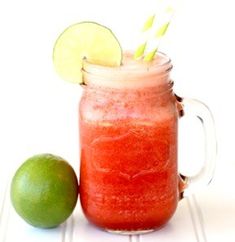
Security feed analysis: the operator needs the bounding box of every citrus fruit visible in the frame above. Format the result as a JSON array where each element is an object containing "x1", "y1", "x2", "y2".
[
  {"x1": 53, "y1": 21, "x2": 122, "y2": 84},
  {"x1": 10, "y1": 154, "x2": 79, "y2": 228}
]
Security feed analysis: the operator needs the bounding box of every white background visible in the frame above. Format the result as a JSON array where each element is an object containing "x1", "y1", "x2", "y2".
[{"x1": 0, "y1": 0, "x2": 235, "y2": 240}]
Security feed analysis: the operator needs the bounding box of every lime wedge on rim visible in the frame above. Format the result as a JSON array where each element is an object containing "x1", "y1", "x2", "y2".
[{"x1": 53, "y1": 21, "x2": 122, "y2": 84}]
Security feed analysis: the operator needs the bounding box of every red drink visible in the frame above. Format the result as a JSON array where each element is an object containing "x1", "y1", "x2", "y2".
[{"x1": 79, "y1": 53, "x2": 180, "y2": 232}]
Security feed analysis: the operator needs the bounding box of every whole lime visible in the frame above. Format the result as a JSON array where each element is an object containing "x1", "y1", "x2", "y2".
[{"x1": 10, "y1": 153, "x2": 79, "y2": 228}]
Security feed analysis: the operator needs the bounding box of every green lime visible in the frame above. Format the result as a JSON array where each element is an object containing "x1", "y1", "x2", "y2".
[{"x1": 10, "y1": 154, "x2": 79, "y2": 228}]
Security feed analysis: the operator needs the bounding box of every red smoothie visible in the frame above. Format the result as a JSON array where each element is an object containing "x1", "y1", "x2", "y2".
[{"x1": 79, "y1": 53, "x2": 180, "y2": 232}]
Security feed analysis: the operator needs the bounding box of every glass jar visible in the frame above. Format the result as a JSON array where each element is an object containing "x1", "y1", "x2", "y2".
[{"x1": 79, "y1": 52, "x2": 216, "y2": 234}]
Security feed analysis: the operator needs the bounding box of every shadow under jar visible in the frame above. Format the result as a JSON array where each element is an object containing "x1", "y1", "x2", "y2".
[{"x1": 79, "y1": 52, "x2": 216, "y2": 234}]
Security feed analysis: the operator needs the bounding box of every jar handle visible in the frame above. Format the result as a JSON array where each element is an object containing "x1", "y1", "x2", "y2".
[{"x1": 177, "y1": 96, "x2": 217, "y2": 198}]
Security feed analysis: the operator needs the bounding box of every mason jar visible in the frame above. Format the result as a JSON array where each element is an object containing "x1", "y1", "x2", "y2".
[{"x1": 79, "y1": 52, "x2": 216, "y2": 234}]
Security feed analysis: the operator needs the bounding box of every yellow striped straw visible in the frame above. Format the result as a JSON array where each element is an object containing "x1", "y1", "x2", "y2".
[
  {"x1": 134, "y1": 15, "x2": 155, "y2": 59},
  {"x1": 134, "y1": 5, "x2": 174, "y2": 62}
]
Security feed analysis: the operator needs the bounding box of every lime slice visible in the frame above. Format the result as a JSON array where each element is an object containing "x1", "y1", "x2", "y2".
[{"x1": 53, "y1": 22, "x2": 122, "y2": 84}]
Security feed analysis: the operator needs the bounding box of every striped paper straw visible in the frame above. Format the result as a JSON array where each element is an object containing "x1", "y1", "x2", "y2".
[
  {"x1": 134, "y1": 5, "x2": 174, "y2": 61},
  {"x1": 134, "y1": 15, "x2": 155, "y2": 59}
]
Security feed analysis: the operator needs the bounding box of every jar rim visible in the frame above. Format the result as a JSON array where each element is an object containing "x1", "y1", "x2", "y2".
[{"x1": 82, "y1": 51, "x2": 173, "y2": 89}]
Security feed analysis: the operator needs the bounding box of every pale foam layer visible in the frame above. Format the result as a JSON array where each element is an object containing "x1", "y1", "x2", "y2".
[{"x1": 83, "y1": 52, "x2": 172, "y2": 89}]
